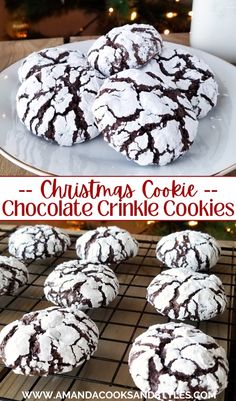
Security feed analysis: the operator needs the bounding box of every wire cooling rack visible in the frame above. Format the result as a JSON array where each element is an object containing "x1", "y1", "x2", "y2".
[{"x1": 0, "y1": 225, "x2": 235, "y2": 401}]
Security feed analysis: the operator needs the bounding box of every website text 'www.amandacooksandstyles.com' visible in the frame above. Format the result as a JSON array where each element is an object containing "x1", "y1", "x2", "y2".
[{"x1": 21, "y1": 389, "x2": 217, "y2": 400}]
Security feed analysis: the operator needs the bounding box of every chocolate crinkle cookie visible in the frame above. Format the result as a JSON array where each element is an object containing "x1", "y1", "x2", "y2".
[
  {"x1": 141, "y1": 46, "x2": 218, "y2": 119},
  {"x1": 128, "y1": 322, "x2": 228, "y2": 399},
  {"x1": 0, "y1": 307, "x2": 99, "y2": 376},
  {"x1": 0, "y1": 256, "x2": 28, "y2": 296},
  {"x1": 44, "y1": 260, "x2": 119, "y2": 310},
  {"x1": 9, "y1": 225, "x2": 71, "y2": 263},
  {"x1": 156, "y1": 230, "x2": 220, "y2": 272},
  {"x1": 93, "y1": 69, "x2": 198, "y2": 166},
  {"x1": 76, "y1": 226, "x2": 139, "y2": 264},
  {"x1": 147, "y1": 268, "x2": 227, "y2": 321},
  {"x1": 18, "y1": 46, "x2": 87, "y2": 82},
  {"x1": 87, "y1": 23, "x2": 163, "y2": 77},
  {"x1": 16, "y1": 64, "x2": 104, "y2": 146}
]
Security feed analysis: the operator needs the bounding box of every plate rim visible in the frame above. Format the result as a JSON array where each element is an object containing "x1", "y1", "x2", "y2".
[{"x1": 0, "y1": 147, "x2": 52, "y2": 176}]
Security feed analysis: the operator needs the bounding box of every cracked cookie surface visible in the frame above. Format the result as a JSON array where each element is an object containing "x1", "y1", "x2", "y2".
[
  {"x1": 0, "y1": 256, "x2": 28, "y2": 296},
  {"x1": 0, "y1": 307, "x2": 99, "y2": 376},
  {"x1": 141, "y1": 46, "x2": 218, "y2": 119},
  {"x1": 16, "y1": 64, "x2": 104, "y2": 146},
  {"x1": 87, "y1": 23, "x2": 163, "y2": 77},
  {"x1": 147, "y1": 267, "x2": 227, "y2": 321},
  {"x1": 156, "y1": 230, "x2": 221, "y2": 272},
  {"x1": 93, "y1": 69, "x2": 198, "y2": 166},
  {"x1": 75, "y1": 226, "x2": 139, "y2": 264},
  {"x1": 9, "y1": 225, "x2": 71, "y2": 263},
  {"x1": 18, "y1": 46, "x2": 87, "y2": 82},
  {"x1": 44, "y1": 260, "x2": 119, "y2": 310},
  {"x1": 128, "y1": 322, "x2": 228, "y2": 398}
]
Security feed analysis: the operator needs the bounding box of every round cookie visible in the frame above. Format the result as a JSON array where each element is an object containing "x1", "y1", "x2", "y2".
[
  {"x1": 87, "y1": 23, "x2": 163, "y2": 77},
  {"x1": 16, "y1": 63, "x2": 104, "y2": 146},
  {"x1": 156, "y1": 230, "x2": 221, "y2": 272},
  {"x1": 0, "y1": 307, "x2": 99, "y2": 376},
  {"x1": 0, "y1": 256, "x2": 28, "y2": 296},
  {"x1": 44, "y1": 260, "x2": 119, "y2": 310},
  {"x1": 76, "y1": 226, "x2": 139, "y2": 264},
  {"x1": 18, "y1": 46, "x2": 87, "y2": 82},
  {"x1": 128, "y1": 322, "x2": 228, "y2": 398},
  {"x1": 141, "y1": 46, "x2": 218, "y2": 119},
  {"x1": 9, "y1": 225, "x2": 71, "y2": 263},
  {"x1": 93, "y1": 69, "x2": 198, "y2": 166},
  {"x1": 147, "y1": 268, "x2": 227, "y2": 321}
]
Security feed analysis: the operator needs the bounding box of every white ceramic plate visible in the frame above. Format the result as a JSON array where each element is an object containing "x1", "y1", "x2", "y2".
[{"x1": 0, "y1": 40, "x2": 236, "y2": 176}]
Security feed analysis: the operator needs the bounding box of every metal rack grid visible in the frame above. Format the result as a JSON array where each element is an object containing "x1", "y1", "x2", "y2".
[{"x1": 0, "y1": 225, "x2": 235, "y2": 401}]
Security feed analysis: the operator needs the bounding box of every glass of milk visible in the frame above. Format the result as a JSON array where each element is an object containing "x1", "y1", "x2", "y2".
[{"x1": 190, "y1": 0, "x2": 236, "y2": 63}]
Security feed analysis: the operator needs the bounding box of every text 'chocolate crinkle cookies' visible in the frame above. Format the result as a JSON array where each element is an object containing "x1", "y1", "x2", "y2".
[
  {"x1": 147, "y1": 268, "x2": 227, "y2": 321},
  {"x1": 0, "y1": 256, "x2": 28, "y2": 296},
  {"x1": 128, "y1": 322, "x2": 228, "y2": 399},
  {"x1": 18, "y1": 46, "x2": 87, "y2": 82},
  {"x1": 9, "y1": 225, "x2": 71, "y2": 263},
  {"x1": 0, "y1": 307, "x2": 99, "y2": 376},
  {"x1": 44, "y1": 260, "x2": 119, "y2": 310},
  {"x1": 156, "y1": 230, "x2": 221, "y2": 272},
  {"x1": 141, "y1": 47, "x2": 218, "y2": 119},
  {"x1": 75, "y1": 226, "x2": 139, "y2": 264},
  {"x1": 93, "y1": 69, "x2": 198, "y2": 166},
  {"x1": 87, "y1": 24, "x2": 163, "y2": 77},
  {"x1": 16, "y1": 64, "x2": 104, "y2": 146}
]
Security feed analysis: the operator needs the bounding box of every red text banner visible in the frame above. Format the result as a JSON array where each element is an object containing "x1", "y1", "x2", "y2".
[{"x1": 0, "y1": 177, "x2": 235, "y2": 220}]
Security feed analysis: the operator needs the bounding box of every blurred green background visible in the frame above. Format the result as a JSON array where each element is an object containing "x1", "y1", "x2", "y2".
[
  {"x1": 1, "y1": 0, "x2": 193, "y2": 40},
  {"x1": 2, "y1": 221, "x2": 235, "y2": 241}
]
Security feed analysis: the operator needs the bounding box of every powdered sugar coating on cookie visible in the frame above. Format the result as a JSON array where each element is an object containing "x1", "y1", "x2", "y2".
[
  {"x1": 141, "y1": 46, "x2": 218, "y2": 119},
  {"x1": 18, "y1": 46, "x2": 87, "y2": 83},
  {"x1": 0, "y1": 307, "x2": 99, "y2": 376},
  {"x1": 147, "y1": 267, "x2": 227, "y2": 321},
  {"x1": 76, "y1": 226, "x2": 139, "y2": 264},
  {"x1": 128, "y1": 322, "x2": 228, "y2": 398},
  {"x1": 44, "y1": 260, "x2": 119, "y2": 310},
  {"x1": 156, "y1": 230, "x2": 221, "y2": 272},
  {"x1": 93, "y1": 69, "x2": 198, "y2": 166},
  {"x1": 0, "y1": 256, "x2": 28, "y2": 296},
  {"x1": 16, "y1": 64, "x2": 104, "y2": 146},
  {"x1": 9, "y1": 225, "x2": 71, "y2": 263},
  {"x1": 87, "y1": 24, "x2": 163, "y2": 77}
]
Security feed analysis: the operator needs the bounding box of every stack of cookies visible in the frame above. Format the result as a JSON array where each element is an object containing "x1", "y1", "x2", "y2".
[
  {"x1": 0, "y1": 224, "x2": 138, "y2": 376},
  {"x1": 128, "y1": 230, "x2": 229, "y2": 400},
  {"x1": 16, "y1": 23, "x2": 218, "y2": 166}
]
